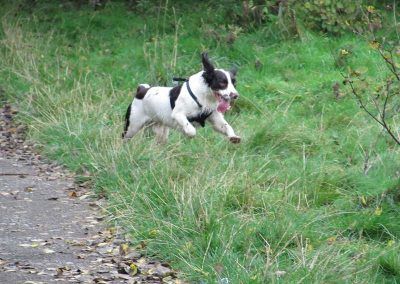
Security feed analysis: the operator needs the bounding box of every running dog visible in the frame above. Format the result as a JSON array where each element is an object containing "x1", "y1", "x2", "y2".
[{"x1": 123, "y1": 53, "x2": 240, "y2": 143}]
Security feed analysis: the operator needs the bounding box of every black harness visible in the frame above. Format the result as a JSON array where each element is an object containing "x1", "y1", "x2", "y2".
[
  {"x1": 172, "y1": 77, "x2": 212, "y2": 127},
  {"x1": 173, "y1": 77, "x2": 203, "y2": 108}
]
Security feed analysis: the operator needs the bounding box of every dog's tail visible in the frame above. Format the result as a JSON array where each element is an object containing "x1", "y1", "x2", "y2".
[{"x1": 135, "y1": 84, "x2": 150, "y2": 100}]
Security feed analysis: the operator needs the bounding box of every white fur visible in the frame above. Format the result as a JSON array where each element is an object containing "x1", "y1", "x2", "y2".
[{"x1": 124, "y1": 70, "x2": 240, "y2": 143}]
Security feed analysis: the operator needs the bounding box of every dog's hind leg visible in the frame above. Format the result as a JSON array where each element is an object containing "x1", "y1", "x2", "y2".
[
  {"x1": 152, "y1": 124, "x2": 170, "y2": 144},
  {"x1": 124, "y1": 118, "x2": 149, "y2": 140},
  {"x1": 123, "y1": 102, "x2": 150, "y2": 140}
]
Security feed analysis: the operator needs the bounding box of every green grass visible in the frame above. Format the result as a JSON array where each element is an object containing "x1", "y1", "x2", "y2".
[{"x1": 1, "y1": 1, "x2": 400, "y2": 283}]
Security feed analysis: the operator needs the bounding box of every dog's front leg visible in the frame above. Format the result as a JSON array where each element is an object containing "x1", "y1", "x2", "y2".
[
  {"x1": 171, "y1": 111, "x2": 196, "y2": 137},
  {"x1": 208, "y1": 111, "x2": 241, "y2": 143}
]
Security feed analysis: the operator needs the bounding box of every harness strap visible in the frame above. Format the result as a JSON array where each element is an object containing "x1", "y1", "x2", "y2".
[
  {"x1": 186, "y1": 80, "x2": 203, "y2": 109},
  {"x1": 172, "y1": 77, "x2": 188, "y2": 82},
  {"x1": 173, "y1": 77, "x2": 203, "y2": 109}
]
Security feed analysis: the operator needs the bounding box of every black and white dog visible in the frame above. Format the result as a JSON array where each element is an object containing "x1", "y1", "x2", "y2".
[{"x1": 123, "y1": 53, "x2": 241, "y2": 143}]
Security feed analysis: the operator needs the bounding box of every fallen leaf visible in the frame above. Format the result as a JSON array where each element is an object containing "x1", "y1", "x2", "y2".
[
  {"x1": 152, "y1": 264, "x2": 173, "y2": 277},
  {"x1": 97, "y1": 245, "x2": 114, "y2": 255},
  {"x1": 123, "y1": 251, "x2": 142, "y2": 260},
  {"x1": 30, "y1": 238, "x2": 45, "y2": 242},
  {"x1": 120, "y1": 243, "x2": 130, "y2": 256},
  {"x1": 162, "y1": 276, "x2": 174, "y2": 283},
  {"x1": 369, "y1": 40, "x2": 380, "y2": 50},
  {"x1": 361, "y1": 196, "x2": 367, "y2": 206},
  {"x1": 327, "y1": 236, "x2": 337, "y2": 245},
  {"x1": 37, "y1": 271, "x2": 48, "y2": 276},
  {"x1": 367, "y1": 5, "x2": 375, "y2": 13},
  {"x1": 95, "y1": 216, "x2": 105, "y2": 221},
  {"x1": 149, "y1": 229, "x2": 159, "y2": 237},
  {"x1": 24, "y1": 186, "x2": 34, "y2": 192},
  {"x1": 43, "y1": 248, "x2": 55, "y2": 254},
  {"x1": 19, "y1": 243, "x2": 38, "y2": 248},
  {"x1": 68, "y1": 191, "x2": 77, "y2": 198},
  {"x1": 79, "y1": 194, "x2": 90, "y2": 200},
  {"x1": 116, "y1": 273, "x2": 131, "y2": 280},
  {"x1": 129, "y1": 263, "x2": 138, "y2": 276},
  {"x1": 66, "y1": 239, "x2": 85, "y2": 246},
  {"x1": 136, "y1": 258, "x2": 147, "y2": 266}
]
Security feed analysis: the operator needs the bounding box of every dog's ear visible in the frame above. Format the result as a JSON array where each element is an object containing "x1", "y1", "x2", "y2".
[
  {"x1": 201, "y1": 52, "x2": 215, "y2": 73},
  {"x1": 230, "y1": 66, "x2": 238, "y2": 77}
]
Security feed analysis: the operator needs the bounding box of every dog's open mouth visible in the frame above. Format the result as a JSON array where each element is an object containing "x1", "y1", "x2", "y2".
[{"x1": 214, "y1": 92, "x2": 231, "y2": 113}]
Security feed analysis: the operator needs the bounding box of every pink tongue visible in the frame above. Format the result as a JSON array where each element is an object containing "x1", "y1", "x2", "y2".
[{"x1": 217, "y1": 99, "x2": 230, "y2": 113}]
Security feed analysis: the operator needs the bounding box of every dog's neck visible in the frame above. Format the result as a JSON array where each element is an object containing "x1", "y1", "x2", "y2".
[{"x1": 188, "y1": 71, "x2": 215, "y2": 107}]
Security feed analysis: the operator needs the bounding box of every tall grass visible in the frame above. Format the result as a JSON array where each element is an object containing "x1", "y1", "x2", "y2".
[{"x1": 1, "y1": 2, "x2": 400, "y2": 283}]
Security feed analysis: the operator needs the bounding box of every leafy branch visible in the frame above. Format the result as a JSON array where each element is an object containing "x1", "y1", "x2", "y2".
[
  {"x1": 340, "y1": 4, "x2": 400, "y2": 146},
  {"x1": 343, "y1": 71, "x2": 400, "y2": 146}
]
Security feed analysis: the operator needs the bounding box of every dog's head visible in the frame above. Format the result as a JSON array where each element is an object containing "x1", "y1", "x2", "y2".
[{"x1": 201, "y1": 53, "x2": 239, "y2": 113}]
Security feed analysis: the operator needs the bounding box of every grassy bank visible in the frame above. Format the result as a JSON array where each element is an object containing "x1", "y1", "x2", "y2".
[{"x1": 1, "y1": 2, "x2": 400, "y2": 283}]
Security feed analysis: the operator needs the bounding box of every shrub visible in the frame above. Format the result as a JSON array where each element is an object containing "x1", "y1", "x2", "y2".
[{"x1": 218, "y1": 0, "x2": 383, "y2": 36}]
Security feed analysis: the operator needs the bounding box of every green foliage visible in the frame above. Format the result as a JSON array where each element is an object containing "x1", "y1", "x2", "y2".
[
  {"x1": 203, "y1": 0, "x2": 384, "y2": 37},
  {"x1": 298, "y1": 0, "x2": 364, "y2": 35}
]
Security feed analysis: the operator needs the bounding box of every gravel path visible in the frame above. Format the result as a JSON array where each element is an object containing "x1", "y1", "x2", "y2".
[{"x1": 0, "y1": 104, "x2": 179, "y2": 284}]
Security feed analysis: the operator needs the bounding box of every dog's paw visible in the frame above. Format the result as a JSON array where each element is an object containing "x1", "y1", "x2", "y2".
[
  {"x1": 229, "y1": 136, "x2": 241, "y2": 144},
  {"x1": 184, "y1": 126, "x2": 196, "y2": 138}
]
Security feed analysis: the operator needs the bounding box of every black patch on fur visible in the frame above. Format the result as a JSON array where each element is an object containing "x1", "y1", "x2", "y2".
[
  {"x1": 122, "y1": 103, "x2": 131, "y2": 138},
  {"x1": 202, "y1": 70, "x2": 229, "y2": 91},
  {"x1": 201, "y1": 53, "x2": 231, "y2": 91},
  {"x1": 202, "y1": 52, "x2": 215, "y2": 74},
  {"x1": 135, "y1": 85, "x2": 150, "y2": 100},
  {"x1": 188, "y1": 109, "x2": 213, "y2": 127},
  {"x1": 169, "y1": 85, "x2": 182, "y2": 109}
]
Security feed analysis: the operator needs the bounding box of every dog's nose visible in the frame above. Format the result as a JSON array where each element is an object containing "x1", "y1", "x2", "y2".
[{"x1": 230, "y1": 92, "x2": 239, "y2": 100}]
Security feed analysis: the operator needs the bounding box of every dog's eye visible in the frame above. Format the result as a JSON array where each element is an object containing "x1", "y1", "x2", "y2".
[{"x1": 219, "y1": 81, "x2": 228, "y2": 88}]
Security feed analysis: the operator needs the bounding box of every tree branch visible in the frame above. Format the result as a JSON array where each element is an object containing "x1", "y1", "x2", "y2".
[
  {"x1": 378, "y1": 49, "x2": 400, "y2": 81},
  {"x1": 342, "y1": 73, "x2": 400, "y2": 146}
]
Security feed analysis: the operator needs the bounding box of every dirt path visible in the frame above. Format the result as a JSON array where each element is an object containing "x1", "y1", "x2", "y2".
[{"x1": 0, "y1": 104, "x2": 178, "y2": 283}]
